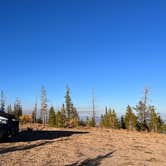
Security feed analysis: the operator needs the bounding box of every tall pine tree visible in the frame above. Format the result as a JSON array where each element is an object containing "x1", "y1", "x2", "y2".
[
  {"x1": 13, "y1": 98, "x2": 22, "y2": 119},
  {"x1": 48, "y1": 106, "x2": 56, "y2": 127},
  {"x1": 0, "y1": 90, "x2": 5, "y2": 112},
  {"x1": 7, "y1": 104, "x2": 13, "y2": 114},
  {"x1": 64, "y1": 85, "x2": 79, "y2": 127},
  {"x1": 65, "y1": 86, "x2": 72, "y2": 119},
  {"x1": 124, "y1": 105, "x2": 137, "y2": 130},
  {"x1": 60, "y1": 104, "x2": 66, "y2": 127},
  {"x1": 149, "y1": 106, "x2": 163, "y2": 132},
  {"x1": 134, "y1": 88, "x2": 150, "y2": 131}
]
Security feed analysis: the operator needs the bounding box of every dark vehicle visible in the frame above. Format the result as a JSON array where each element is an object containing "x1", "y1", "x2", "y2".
[{"x1": 0, "y1": 112, "x2": 19, "y2": 140}]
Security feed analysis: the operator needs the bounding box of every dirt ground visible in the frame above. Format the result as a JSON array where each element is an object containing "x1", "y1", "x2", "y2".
[{"x1": 0, "y1": 125, "x2": 166, "y2": 166}]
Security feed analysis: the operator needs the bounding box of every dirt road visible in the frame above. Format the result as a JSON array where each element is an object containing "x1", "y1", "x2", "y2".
[{"x1": 0, "y1": 127, "x2": 166, "y2": 166}]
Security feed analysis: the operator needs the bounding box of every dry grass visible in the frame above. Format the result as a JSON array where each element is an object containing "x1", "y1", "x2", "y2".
[{"x1": 0, "y1": 125, "x2": 166, "y2": 166}]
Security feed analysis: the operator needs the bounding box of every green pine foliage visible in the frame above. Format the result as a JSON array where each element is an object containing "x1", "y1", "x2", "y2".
[
  {"x1": 85, "y1": 116, "x2": 90, "y2": 126},
  {"x1": 90, "y1": 117, "x2": 96, "y2": 127},
  {"x1": 120, "y1": 116, "x2": 126, "y2": 129},
  {"x1": 0, "y1": 90, "x2": 5, "y2": 112},
  {"x1": 157, "y1": 116, "x2": 164, "y2": 132},
  {"x1": 55, "y1": 111, "x2": 62, "y2": 128},
  {"x1": 149, "y1": 106, "x2": 164, "y2": 132},
  {"x1": 100, "y1": 107, "x2": 109, "y2": 127},
  {"x1": 100, "y1": 108, "x2": 119, "y2": 129},
  {"x1": 48, "y1": 86, "x2": 80, "y2": 128},
  {"x1": 72, "y1": 107, "x2": 80, "y2": 127},
  {"x1": 134, "y1": 101, "x2": 149, "y2": 131},
  {"x1": 65, "y1": 86, "x2": 73, "y2": 119},
  {"x1": 48, "y1": 106, "x2": 56, "y2": 127},
  {"x1": 48, "y1": 107, "x2": 66, "y2": 128},
  {"x1": 7, "y1": 85, "x2": 165, "y2": 133},
  {"x1": 124, "y1": 105, "x2": 137, "y2": 130},
  {"x1": 64, "y1": 86, "x2": 79, "y2": 128},
  {"x1": 85, "y1": 116, "x2": 96, "y2": 127},
  {"x1": 13, "y1": 98, "x2": 22, "y2": 119},
  {"x1": 60, "y1": 104, "x2": 66, "y2": 127},
  {"x1": 7, "y1": 104, "x2": 13, "y2": 115},
  {"x1": 160, "y1": 123, "x2": 166, "y2": 133}
]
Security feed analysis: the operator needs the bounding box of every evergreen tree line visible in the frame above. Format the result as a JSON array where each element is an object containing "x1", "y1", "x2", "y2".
[
  {"x1": 0, "y1": 90, "x2": 22, "y2": 119},
  {"x1": 100, "y1": 89, "x2": 166, "y2": 133},
  {"x1": 47, "y1": 86, "x2": 96, "y2": 128},
  {"x1": 1, "y1": 87, "x2": 166, "y2": 132},
  {"x1": 6, "y1": 100, "x2": 23, "y2": 119},
  {"x1": 100, "y1": 105, "x2": 166, "y2": 132},
  {"x1": 44, "y1": 86, "x2": 80, "y2": 128}
]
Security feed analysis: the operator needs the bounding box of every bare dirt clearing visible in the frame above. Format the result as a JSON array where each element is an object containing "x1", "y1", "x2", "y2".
[{"x1": 0, "y1": 127, "x2": 166, "y2": 166}]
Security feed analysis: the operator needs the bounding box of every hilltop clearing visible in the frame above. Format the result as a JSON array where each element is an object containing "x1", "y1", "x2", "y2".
[{"x1": 0, "y1": 127, "x2": 166, "y2": 166}]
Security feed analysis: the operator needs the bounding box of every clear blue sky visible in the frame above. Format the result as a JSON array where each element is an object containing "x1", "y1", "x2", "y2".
[{"x1": 0, "y1": 0, "x2": 166, "y2": 117}]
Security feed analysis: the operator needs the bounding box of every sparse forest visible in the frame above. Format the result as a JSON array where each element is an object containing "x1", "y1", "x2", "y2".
[{"x1": 0, "y1": 87, "x2": 166, "y2": 133}]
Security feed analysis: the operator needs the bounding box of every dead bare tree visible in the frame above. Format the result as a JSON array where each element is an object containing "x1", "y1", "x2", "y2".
[{"x1": 40, "y1": 86, "x2": 48, "y2": 126}]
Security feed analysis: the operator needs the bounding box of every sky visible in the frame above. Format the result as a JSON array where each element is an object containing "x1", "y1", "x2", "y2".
[{"x1": 0, "y1": 0, "x2": 166, "y2": 117}]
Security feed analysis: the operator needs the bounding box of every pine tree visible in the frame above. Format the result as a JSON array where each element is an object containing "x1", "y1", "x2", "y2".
[
  {"x1": 134, "y1": 88, "x2": 150, "y2": 131},
  {"x1": 104, "y1": 107, "x2": 109, "y2": 127},
  {"x1": 120, "y1": 116, "x2": 126, "y2": 129},
  {"x1": 79, "y1": 119, "x2": 86, "y2": 126},
  {"x1": 90, "y1": 117, "x2": 96, "y2": 127},
  {"x1": 7, "y1": 104, "x2": 13, "y2": 114},
  {"x1": 85, "y1": 116, "x2": 90, "y2": 126},
  {"x1": 100, "y1": 108, "x2": 119, "y2": 129},
  {"x1": 56, "y1": 111, "x2": 62, "y2": 128},
  {"x1": 124, "y1": 105, "x2": 137, "y2": 130},
  {"x1": 161, "y1": 123, "x2": 166, "y2": 133},
  {"x1": 32, "y1": 102, "x2": 37, "y2": 123},
  {"x1": 64, "y1": 85, "x2": 79, "y2": 127},
  {"x1": 100, "y1": 115, "x2": 104, "y2": 127},
  {"x1": 100, "y1": 107, "x2": 109, "y2": 127},
  {"x1": 40, "y1": 86, "x2": 48, "y2": 125},
  {"x1": 48, "y1": 106, "x2": 56, "y2": 127},
  {"x1": 149, "y1": 106, "x2": 163, "y2": 132},
  {"x1": 0, "y1": 90, "x2": 5, "y2": 112},
  {"x1": 13, "y1": 98, "x2": 22, "y2": 119},
  {"x1": 86, "y1": 117, "x2": 96, "y2": 127},
  {"x1": 60, "y1": 104, "x2": 66, "y2": 127},
  {"x1": 157, "y1": 115, "x2": 164, "y2": 132},
  {"x1": 71, "y1": 105, "x2": 79, "y2": 127},
  {"x1": 110, "y1": 109, "x2": 120, "y2": 129},
  {"x1": 91, "y1": 90, "x2": 96, "y2": 127},
  {"x1": 135, "y1": 101, "x2": 149, "y2": 131},
  {"x1": 65, "y1": 86, "x2": 72, "y2": 119}
]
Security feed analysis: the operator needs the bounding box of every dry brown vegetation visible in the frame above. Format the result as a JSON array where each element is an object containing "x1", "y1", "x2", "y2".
[{"x1": 0, "y1": 125, "x2": 166, "y2": 166}]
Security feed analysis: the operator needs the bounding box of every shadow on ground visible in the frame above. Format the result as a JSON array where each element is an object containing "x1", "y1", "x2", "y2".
[
  {"x1": 3, "y1": 130, "x2": 89, "y2": 143},
  {"x1": 67, "y1": 150, "x2": 116, "y2": 166},
  {"x1": 0, "y1": 140, "x2": 55, "y2": 154},
  {"x1": 0, "y1": 130, "x2": 88, "y2": 154}
]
